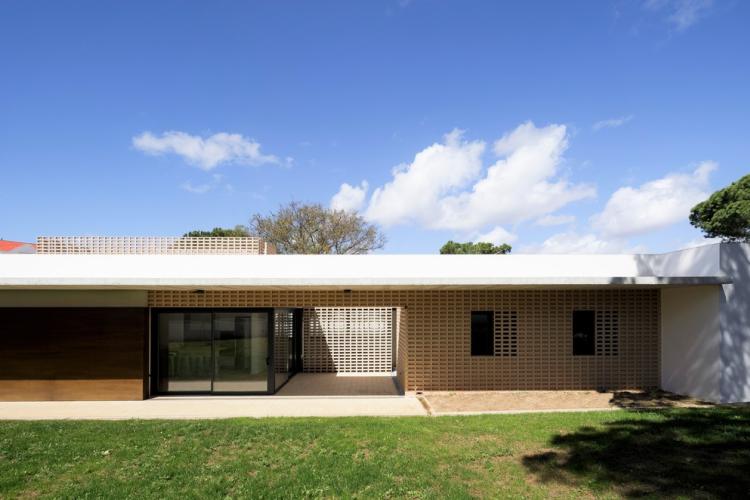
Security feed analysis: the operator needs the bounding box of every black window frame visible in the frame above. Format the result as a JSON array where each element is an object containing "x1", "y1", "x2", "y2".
[
  {"x1": 471, "y1": 311, "x2": 495, "y2": 356},
  {"x1": 572, "y1": 310, "x2": 596, "y2": 356}
]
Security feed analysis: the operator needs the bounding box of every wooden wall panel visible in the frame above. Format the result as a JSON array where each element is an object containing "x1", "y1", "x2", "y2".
[
  {"x1": 0, "y1": 308, "x2": 148, "y2": 401},
  {"x1": 150, "y1": 289, "x2": 660, "y2": 392}
]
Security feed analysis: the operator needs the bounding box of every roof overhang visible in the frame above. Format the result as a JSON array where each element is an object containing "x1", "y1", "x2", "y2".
[{"x1": 0, "y1": 250, "x2": 731, "y2": 290}]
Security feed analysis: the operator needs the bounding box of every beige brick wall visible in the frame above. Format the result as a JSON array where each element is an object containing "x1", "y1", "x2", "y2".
[{"x1": 149, "y1": 288, "x2": 659, "y2": 391}]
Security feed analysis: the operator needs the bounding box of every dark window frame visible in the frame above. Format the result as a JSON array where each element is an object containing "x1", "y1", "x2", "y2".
[
  {"x1": 471, "y1": 311, "x2": 495, "y2": 356},
  {"x1": 572, "y1": 310, "x2": 596, "y2": 356}
]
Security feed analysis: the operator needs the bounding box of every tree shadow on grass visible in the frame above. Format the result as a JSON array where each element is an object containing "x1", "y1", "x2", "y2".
[
  {"x1": 609, "y1": 389, "x2": 714, "y2": 409},
  {"x1": 523, "y1": 408, "x2": 750, "y2": 498}
]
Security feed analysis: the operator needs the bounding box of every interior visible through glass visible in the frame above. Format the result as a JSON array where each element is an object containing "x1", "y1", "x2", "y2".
[
  {"x1": 157, "y1": 312, "x2": 212, "y2": 393},
  {"x1": 156, "y1": 310, "x2": 272, "y2": 394},
  {"x1": 213, "y1": 312, "x2": 269, "y2": 392}
]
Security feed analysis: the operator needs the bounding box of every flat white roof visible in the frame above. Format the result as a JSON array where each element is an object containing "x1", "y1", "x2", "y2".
[{"x1": 0, "y1": 244, "x2": 729, "y2": 289}]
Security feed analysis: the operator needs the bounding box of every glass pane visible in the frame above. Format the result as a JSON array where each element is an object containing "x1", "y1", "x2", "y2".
[
  {"x1": 274, "y1": 310, "x2": 295, "y2": 389},
  {"x1": 573, "y1": 310, "x2": 596, "y2": 356},
  {"x1": 157, "y1": 312, "x2": 212, "y2": 392},
  {"x1": 471, "y1": 311, "x2": 494, "y2": 356},
  {"x1": 212, "y1": 312, "x2": 268, "y2": 392}
]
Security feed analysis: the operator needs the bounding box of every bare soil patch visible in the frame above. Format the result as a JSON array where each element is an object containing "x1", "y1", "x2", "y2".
[{"x1": 421, "y1": 389, "x2": 713, "y2": 413}]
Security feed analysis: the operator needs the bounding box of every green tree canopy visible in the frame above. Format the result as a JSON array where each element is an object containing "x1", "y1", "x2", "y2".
[
  {"x1": 183, "y1": 226, "x2": 250, "y2": 237},
  {"x1": 439, "y1": 240, "x2": 512, "y2": 254},
  {"x1": 689, "y1": 173, "x2": 750, "y2": 242},
  {"x1": 249, "y1": 202, "x2": 386, "y2": 254}
]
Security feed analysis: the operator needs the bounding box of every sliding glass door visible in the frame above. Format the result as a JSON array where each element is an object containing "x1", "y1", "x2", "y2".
[
  {"x1": 154, "y1": 309, "x2": 275, "y2": 394},
  {"x1": 212, "y1": 312, "x2": 269, "y2": 392},
  {"x1": 156, "y1": 312, "x2": 213, "y2": 393}
]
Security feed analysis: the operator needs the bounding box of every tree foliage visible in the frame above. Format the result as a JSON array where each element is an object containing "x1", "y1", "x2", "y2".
[
  {"x1": 689, "y1": 174, "x2": 750, "y2": 242},
  {"x1": 249, "y1": 202, "x2": 386, "y2": 254},
  {"x1": 439, "y1": 240, "x2": 512, "y2": 254},
  {"x1": 183, "y1": 226, "x2": 250, "y2": 237}
]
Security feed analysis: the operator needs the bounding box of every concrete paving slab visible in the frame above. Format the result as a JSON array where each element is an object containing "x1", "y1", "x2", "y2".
[
  {"x1": 0, "y1": 396, "x2": 427, "y2": 420},
  {"x1": 277, "y1": 373, "x2": 401, "y2": 396}
]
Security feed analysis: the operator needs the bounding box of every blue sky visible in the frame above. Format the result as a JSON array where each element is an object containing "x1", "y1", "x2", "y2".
[{"x1": 1, "y1": 0, "x2": 747, "y2": 253}]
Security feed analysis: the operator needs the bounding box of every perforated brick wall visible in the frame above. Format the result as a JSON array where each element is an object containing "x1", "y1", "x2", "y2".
[
  {"x1": 37, "y1": 236, "x2": 275, "y2": 254},
  {"x1": 302, "y1": 307, "x2": 393, "y2": 373},
  {"x1": 148, "y1": 288, "x2": 659, "y2": 391}
]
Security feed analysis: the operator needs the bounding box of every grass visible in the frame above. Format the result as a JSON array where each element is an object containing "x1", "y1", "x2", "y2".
[{"x1": 1, "y1": 407, "x2": 748, "y2": 499}]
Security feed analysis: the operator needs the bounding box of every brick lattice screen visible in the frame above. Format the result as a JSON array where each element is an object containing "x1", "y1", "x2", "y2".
[
  {"x1": 302, "y1": 307, "x2": 393, "y2": 373},
  {"x1": 148, "y1": 289, "x2": 659, "y2": 391},
  {"x1": 36, "y1": 236, "x2": 275, "y2": 255}
]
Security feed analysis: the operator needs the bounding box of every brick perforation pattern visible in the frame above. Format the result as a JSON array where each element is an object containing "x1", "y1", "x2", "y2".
[
  {"x1": 36, "y1": 236, "x2": 275, "y2": 254},
  {"x1": 302, "y1": 308, "x2": 393, "y2": 373},
  {"x1": 149, "y1": 289, "x2": 659, "y2": 391},
  {"x1": 494, "y1": 311, "x2": 518, "y2": 357},
  {"x1": 274, "y1": 311, "x2": 294, "y2": 374},
  {"x1": 596, "y1": 310, "x2": 619, "y2": 356}
]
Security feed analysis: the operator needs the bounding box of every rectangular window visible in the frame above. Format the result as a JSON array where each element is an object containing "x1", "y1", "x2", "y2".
[
  {"x1": 572, "y1": 310, "x2": 595, "y2": 356},
  {"x1": 471, "y1": 311, "x2": 494, "y2": 356}
]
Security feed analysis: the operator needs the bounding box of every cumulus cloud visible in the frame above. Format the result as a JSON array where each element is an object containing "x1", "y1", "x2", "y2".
[
  {"x1": 363, "y1": 122, "x2": 594, "y2": 233},
  {"x1": 331, "y1": 181, "x2": 369, "y2": 212},
  {"x1": 535, "y1": 214, "x2": 576, "y2": 226},
  {"x1": 474, "y1": 226, "x2": 517, "y2": 245},
  {"x1": 591, "y1": 161, "x2": 716, "y2": 238},
  {"x1": 365, "y1": 129, "x2": 485, "y2": 226},
  {"x1": 133, "y1": 131, "x2": 280, "y2": 170},
  {"x1": 644, "y1": 0, "x2": 714, "y2": 31},
  {"x1": 593, "y1": 115, "x2": 634, "y2": 131}
]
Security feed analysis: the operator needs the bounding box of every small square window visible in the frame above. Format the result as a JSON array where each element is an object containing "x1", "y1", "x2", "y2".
[
  {"x1": 573, "y1": 310, "x2": 595, "y2": 356},
  {"x1": 471, "y1": 311, "x2": 494, "y2": 356}
]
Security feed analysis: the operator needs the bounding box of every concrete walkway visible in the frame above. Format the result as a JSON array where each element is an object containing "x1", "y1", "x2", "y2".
[
  {"x1": 0, "y1": 396, "x2": 427, "y2": 420},
  {"x1": 277, "y1": 373, "x2": 401, "y2": 396}
]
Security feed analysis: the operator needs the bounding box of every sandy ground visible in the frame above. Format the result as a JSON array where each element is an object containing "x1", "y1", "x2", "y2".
[{"x1": 420, "y1": 389, "x2": 714, "y2": 414}]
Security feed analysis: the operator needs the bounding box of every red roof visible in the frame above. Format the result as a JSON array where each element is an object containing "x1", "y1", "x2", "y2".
[{"x1": 0, "y1": 240, "x2": 36, "y2": 252}]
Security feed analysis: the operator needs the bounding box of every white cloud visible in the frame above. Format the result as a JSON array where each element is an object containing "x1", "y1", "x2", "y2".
[
  {"x1": 363, "y1": 122, "x2": 595, "y2": 233},
  {"x1": 133, "y1": 131, "x2": 280, "y2": 170},
  {"x1": 520, "y1": 232, "x2": 634, "y2": 254},
  {"x1": 591, "y1": 161, "x2": 716, "y2": 238},
  {"x1": 474, "y1": 226, "x2": 517, "y2": 245},
  {"x1": 179, "y1": 174, "x2": 227, "y2": 194},
  {"x1": 331, "y1": 181, "x2": 369, "y2": 212},
  {"x1": 365, "y1": 129, "x2": 485, "y2": 226},
  {"x1": 593, "y1": 114, "x2": 634, "y2": 131},
  {"x1": 535, "y1": 214, "x2": 576, "y2": 226},
  {"x1": 180, "y1": 182, "x2": 212, "y2": 194},
  {"x1": 644, "y1": 0, "x2": 714, "y2": 31}
]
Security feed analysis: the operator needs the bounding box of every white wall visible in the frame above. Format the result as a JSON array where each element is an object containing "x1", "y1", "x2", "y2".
[
  {"x1": 720, "y1": 243, "x2": 750, "y2": 403},
  {"x1": 0, "y1": 290, "x2": 147, "y2": 307},
  {"x1": 661, "y1": 286, "x2": 722, "y2": 402}
]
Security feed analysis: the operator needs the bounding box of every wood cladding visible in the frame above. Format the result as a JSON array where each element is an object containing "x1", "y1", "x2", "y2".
[
  {"x1": 149, "y1": 289, "x2": 660, "y2": 392},
  {"x1": 0, "y1": 308, "x2": 148, "y2": 400}
]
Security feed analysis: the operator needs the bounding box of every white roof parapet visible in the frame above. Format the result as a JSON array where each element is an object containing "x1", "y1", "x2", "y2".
[{"x1": 0, "y1": 244, "x2": 731, "y2": 289}]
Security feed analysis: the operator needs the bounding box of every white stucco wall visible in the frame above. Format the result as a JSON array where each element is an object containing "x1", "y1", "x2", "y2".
[
  {"x1": 661, "y1": 286, "x2": 722, "y2": 402},
  {"x1": 720, "y1": 243, "x2": 750, "y2": 403}
]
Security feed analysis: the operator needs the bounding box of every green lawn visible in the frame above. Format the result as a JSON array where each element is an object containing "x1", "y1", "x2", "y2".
[{"x1": 1, "y1": 407, "x2": 748, "y2": 499}]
